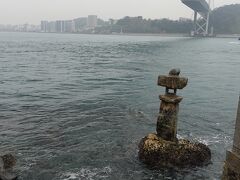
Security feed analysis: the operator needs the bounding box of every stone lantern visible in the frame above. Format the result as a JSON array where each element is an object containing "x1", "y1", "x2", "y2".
[
  {"x1": 157, "y1": 68, "x2": 188, "y2": 142},
  {"x1": 138, "y1": 69, "x2": 211, "y2": 168}
]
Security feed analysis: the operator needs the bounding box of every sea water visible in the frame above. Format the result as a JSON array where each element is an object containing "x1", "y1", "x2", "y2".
[{"x1": 0, "y1": 32, "x2": 239, "y2": 179}]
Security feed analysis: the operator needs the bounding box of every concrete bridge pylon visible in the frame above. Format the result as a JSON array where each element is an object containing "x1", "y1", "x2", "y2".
[{"x1": 181, "y1": 0, "x2": 212, "y2": 36}]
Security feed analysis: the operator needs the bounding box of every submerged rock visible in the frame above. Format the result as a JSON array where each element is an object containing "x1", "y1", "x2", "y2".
[
  {"x1": 0, "y1": 173, "x2": 18, "y2": 180},
  {"x1": 1, "y1": 154, "x2": 16, "y2": 170},
  {"x1": 138, "y1": 133, "x2": 211, "y2": 168},
  {"x1": 0, "y1": 154, "x2": 17, "y2": 180}
]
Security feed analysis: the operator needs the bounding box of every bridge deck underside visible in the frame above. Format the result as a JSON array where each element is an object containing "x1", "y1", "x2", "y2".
[{"x1": 181, "y1": 0, "x2": 209, "y2": 13}]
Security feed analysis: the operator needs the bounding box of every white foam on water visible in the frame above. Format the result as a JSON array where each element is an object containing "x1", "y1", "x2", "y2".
[
  {"x1": 194, "y1": 134, "x2": 231, "y2": 146},
  {"x1": 177, "y1": 134, "x2": 231, "y2": 146},
  {"x1": 229, "y1": 41, "x2": 240, "y2": 45},
  {"x1": 62, "y1": 173, "x2": 78, "y2": 180},
  {"x1": 61, "y1": 166, "x2": 112, "y2": 180}
]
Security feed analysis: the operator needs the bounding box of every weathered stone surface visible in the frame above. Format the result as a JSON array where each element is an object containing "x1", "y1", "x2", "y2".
[
  {"x1": 157, "y1": 99, "x2": 179, "y2": 142},
  {"x1": 158, "y1": 75, "x2": 188, "y2": 90},
  {"x1": 226, "y1": 151, "x2": 240, "y2": 174},
  {"x1": 222, "y1": 97, "x2": 240, "y2": 180},
  {"x1": 233, "y1": 96, "x2": 240, "y2": 155},
  {"x1": 159, "y1": 94, "x2": 183, "y2": 104},
  {"x1": 169, "y1": 68, "x2": 180, "y2": 76},
  {"x1": 138, "y1": 133, "x2": 211, "y2": 168},
  {"x1": 222, "y1": 151, "x2": 240, "y2": 180},
  {"x1": 222, "y1": 166, "x2": 240, "y2": 180}
]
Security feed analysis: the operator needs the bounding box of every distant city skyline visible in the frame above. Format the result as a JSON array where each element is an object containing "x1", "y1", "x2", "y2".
[
  {"x1": 0, "y1": 0, "x2": 239, "y2": 24},
  {"x1": 40, "y1": 15, "x2": 98, "y2": 33}
]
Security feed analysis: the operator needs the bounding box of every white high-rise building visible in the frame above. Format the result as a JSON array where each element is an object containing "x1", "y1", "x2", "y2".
[
  {"x1": 87, "y1": 15, "x2": 97, "y2": 29},
  {"x1": 41, "y1": 21, "x2": 48, "y2": 32},
  {"x1": 56, "y1": 20, "x2": 65, "y2": 33},
  {"x1": 48, "y1": 21, "x2": 56, "y2": 32},
  {"x1": 64, "y1": 20, "x2": 75, "y2": 33}
]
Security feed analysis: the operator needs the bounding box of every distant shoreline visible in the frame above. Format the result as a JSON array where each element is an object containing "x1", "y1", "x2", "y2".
[
  {"x1": 109, "y1": 33, "x2": 189, "y2": 37},
  {"x1": 215, "y1": 34, "x2": 240, "y2": 38},
  {"x1": 0, "y1": 31, "x2": 189, "y2": 37},
  {"x1": 0, "y1": 31, "x2": 239, "y2": 38}
]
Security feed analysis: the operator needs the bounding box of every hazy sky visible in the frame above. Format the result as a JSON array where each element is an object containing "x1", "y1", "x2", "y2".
[{"x1": 0, "y1": 0, "x2": 239, "y2": 24}]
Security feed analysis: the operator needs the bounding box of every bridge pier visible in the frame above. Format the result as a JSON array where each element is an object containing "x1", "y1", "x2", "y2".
[
  {"x1": 194, "y1": 11, "x2": 197, "y2": 33},
  {"x1": 205, "y1": 12, "x2": 210, "y2": 35},
  {"x1": 182, "y1": 0, "x2": 212, "y2": 37}
]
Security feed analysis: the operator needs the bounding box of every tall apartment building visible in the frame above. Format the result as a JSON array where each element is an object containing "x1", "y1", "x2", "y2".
[
  {"x1": 48, "y1": 21, "x2": 56, "y2": 32},
  {"x1": 41, "y1": 21, "x2": 48, "y2": 32},
  {"x1": 41, "y1": 21, "x2": 56, "y2": 32},
  {"x1": 41, "y1": 15, "x2": 98, "y2": 33},
  {"x1": 56, "y1": 20, "x2": 65, "y2": 33},
  {"x1": 87, "y1": 15, "x2": 97, "y2": 29},
  {"x1": 64, "y1": 20, "x2": 75, "y2": 33}
]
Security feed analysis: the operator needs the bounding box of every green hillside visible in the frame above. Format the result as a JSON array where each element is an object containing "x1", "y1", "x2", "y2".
[
  {"x1": 211, "y1": 4, "x2": 240, "y2": 34},
  {"x1": 95, "y1": 4, "x2": 240, "y2": 35}
]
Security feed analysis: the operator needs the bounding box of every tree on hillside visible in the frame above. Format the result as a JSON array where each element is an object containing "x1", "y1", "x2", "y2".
[
  {"x1": 116, "y1": 16, "x2": 192, "y2": 34},
  {"x1": 210, "y1": 4, "x2": 240, "y2": 34}
]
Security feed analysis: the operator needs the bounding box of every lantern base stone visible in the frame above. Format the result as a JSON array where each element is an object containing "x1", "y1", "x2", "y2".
[{"x1": 138, "y1": 133, "x2": 211, "y2": 168}]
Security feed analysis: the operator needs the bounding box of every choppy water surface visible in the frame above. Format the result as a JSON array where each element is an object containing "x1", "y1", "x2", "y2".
[{"x1": 0, "y1": 32, "x2": 239, "y2": 180}]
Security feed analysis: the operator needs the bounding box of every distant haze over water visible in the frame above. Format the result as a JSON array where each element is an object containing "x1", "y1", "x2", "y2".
[{"x1": 0, "y1": 0, "x2": 240, "y2": 24}]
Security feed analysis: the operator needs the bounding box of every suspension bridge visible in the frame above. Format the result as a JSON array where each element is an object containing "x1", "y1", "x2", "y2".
[{"x1": 181, "y1": 0, "x2": 213, "y2": 36}]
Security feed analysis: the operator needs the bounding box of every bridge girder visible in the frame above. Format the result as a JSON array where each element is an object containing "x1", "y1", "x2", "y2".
[{"x1": 181, "y1": 0, "x2": 210, "y2": 13}]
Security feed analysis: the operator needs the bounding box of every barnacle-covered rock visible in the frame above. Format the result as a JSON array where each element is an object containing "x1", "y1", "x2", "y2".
[{"x1": 138, "y1": 133, "x2": 211, "y2": 168}]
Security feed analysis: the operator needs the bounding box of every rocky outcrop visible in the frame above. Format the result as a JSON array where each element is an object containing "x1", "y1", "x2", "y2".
[{"x1": 138, "y1": 133, "x2": 211, "y2": 168}]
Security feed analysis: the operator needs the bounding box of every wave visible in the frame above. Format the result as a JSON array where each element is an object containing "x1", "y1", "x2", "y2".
[{"x1": 61, "y1": 166, "x2": 112, "y2": 180}]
